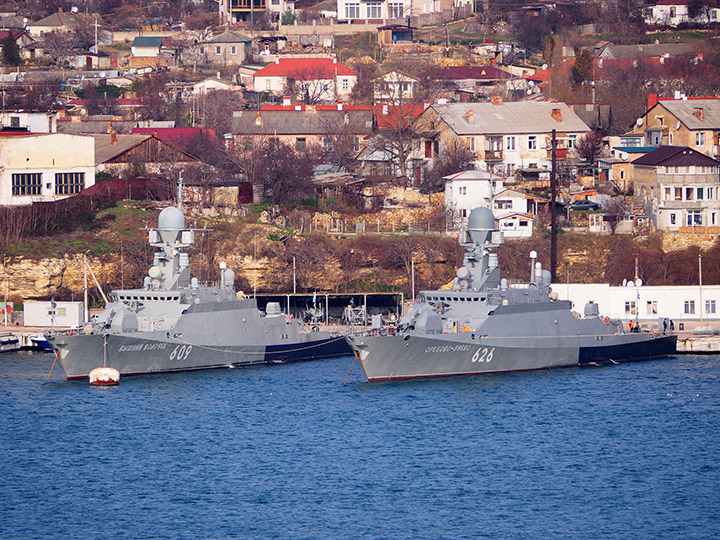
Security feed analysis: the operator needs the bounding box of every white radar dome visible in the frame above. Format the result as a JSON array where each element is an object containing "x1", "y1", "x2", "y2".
[{"x1": 158, "y1": 206, "x2": 185, "y2": 230}]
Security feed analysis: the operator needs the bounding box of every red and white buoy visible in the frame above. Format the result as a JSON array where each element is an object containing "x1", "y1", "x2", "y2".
[{"x1": 89, "y1": 366, "x2": 120, "y2": 386}]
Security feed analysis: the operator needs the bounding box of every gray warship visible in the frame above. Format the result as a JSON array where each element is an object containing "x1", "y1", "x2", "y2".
[
  {"x1": 48, "y1": 205, "x2": 350, "y2": 380},
  {"x1": 347, "y1": 207, "x2": 676, "y2": 382}
]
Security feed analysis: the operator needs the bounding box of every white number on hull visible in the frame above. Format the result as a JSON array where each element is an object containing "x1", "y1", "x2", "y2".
[
  {"x1": 170, "y1": 345, "x2": 193, "y2": 361},
  {"x1": 471, "y1": 347, "x2": 494, "y2": 363}
]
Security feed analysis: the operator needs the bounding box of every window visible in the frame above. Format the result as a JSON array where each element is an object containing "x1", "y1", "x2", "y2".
[
  {"x1": 469, "y1": 137, "x2": 475, "y2": 151},
  {"x1": 646, "y1": 300, "x2": 657, "y2": 315},
  {"x1": 341, "y1": 78, "x2": 349, "y2": 90},
  {"x1": 697, "y1": 188, "x2": 704, "y2": 200},
  {"x1": 696, "y1": 132, "x2": 705, "y2": 146},
  {"x1": 352, "y1": 136, "x2": 360, "y2": 152},
  {"x1": 670, "y1": 7, "x2": 676, "y2": 17},
  {"x1": 684, "y1": 300, "x2": 695, "y2": 314},
  {"x1": 670, "y1": 213, "x2": 676, "y2": 225},
  {"x1": 494, "y1": 200, "x2": 512, "y2": 209},
  {"x1": 675, "y1": 187, "x2": 682, "y2": 200},
  {"x1": 506, "y1": 136, "x2": 516, "y2": 150},
  {"x1": 625, "y1": 301, "x2": 637, "y2": 315},
  {"x1": 706, "y1": 300, "x2": 716, "y2": 314},
  {"x1": 687, "y1": 210, "x2": 702, "y2": 226},
  {"x1": 12, "y1": 173, "x2": 42, "y2": 195},
  {"x1": 664, "y1": 187, "x2": 671, "y2": 200},
  {"x1": 568, "y1": 135, "x2": 576, "y2": 149},
  {"x1": 199, "y1": 46, "x2": 205, "y2": 54},
  {"x1": 389, "y1": 2, "x2": 404, "y2": 18},
  {"x1": 461, "y1": 209, "x2": 467, "y2": 218},
  {"x1": 296, "y1": 137, "x2": 306, "y2": 151},
  {"x1": 686, "y1": 187, "x2": 694, "y2": 200},
  {"x1": 215, "y1": 46, "x2": 221, "y2": 55},
  {"x1": 519, "y1": 220, "x2": 528, "y2": 226},
  {"x1": 345, "y1": 3, "x2": 360, "y2": 18},
  {"x1": 55, "y1": 172, "x2": 84, "y2": 195},
  {"x1": 265, "y1": 79, "x2": 271, "y2": 90},
  {"x1": 231, "y1": 46, "x2": 236, "y2": 55},
  {"x1": 620, "y1": 170, "x2": 625, "y2": 180},
  {"x1": 366, "y1": 2, "x2": 382, "y2": 18},
  {"x1": 528, "y1": 135, "x2": 537, "y2": 150},
  {"x1": 10, "y1": 116, "x2": 19, "y2": 127}
]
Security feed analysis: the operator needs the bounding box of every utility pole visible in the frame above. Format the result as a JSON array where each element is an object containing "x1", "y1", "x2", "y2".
[
  {"x1": 550, "y1": 129, "x2": 557, "y2": 283},
  {"x1": 696, "y1": 253, "x2": 703, "y2": 324},
  {"x1": 293, "y1": 256, "x2": 296, "y2": 295},
  {"x1": 83, "y1": 253, "x2": 89, "y2": 324}
]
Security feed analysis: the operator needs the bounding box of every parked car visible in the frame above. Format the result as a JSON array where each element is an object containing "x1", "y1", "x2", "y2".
[{"x1": 569, "y1": 199, "x2": 600, "y2": 211}]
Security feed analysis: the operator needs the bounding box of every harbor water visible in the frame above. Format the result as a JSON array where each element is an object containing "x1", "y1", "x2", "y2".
[{"x1": 2, "y1": 351, "x2": 720, "y2": 539}]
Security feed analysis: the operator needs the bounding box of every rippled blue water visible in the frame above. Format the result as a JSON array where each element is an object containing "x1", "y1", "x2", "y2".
[{"x1": 2, "y1": 351, "x2": 719, "y2": 539}]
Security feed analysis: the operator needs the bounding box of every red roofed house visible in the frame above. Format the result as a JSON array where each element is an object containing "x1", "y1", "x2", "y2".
[{"x1": 253, "y1": 57, "x2": 357, "y2": 103}]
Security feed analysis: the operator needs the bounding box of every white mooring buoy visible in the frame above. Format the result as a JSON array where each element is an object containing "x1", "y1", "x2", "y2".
[{"x1": 89, "y1": 366, "x2": 120, "y2": 386}]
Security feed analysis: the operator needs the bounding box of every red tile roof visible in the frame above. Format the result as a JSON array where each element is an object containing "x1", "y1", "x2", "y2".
[
  {"x1": 131, "y1": 127, "x2": 216, "y2": 146},
  {"x1": 254, "y1": 57, "x2": 357, "y2": 79}
]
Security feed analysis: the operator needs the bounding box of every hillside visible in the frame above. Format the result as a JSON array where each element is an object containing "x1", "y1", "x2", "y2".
[{"x1": 1, "y1": 201, "x2": 719, "y2": 308}]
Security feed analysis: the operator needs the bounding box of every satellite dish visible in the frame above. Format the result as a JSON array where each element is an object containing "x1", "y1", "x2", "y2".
[
  {"x1": 71, "y1": 6, "x2": 79, "y2": 13},
  {"x1": 636, "y1": 118, "x2": 644, "y2": 126},
  {"x1": 675, "y1": 121, "x2": 681, "y2": 129},
  {"x1": 637, "y1": 278, "x2": 643, "y2": 287},
  {"x1": 622, "y1": 279, "x2": 627, "y2": 286},
  {"x1": 148, "y1": 266, "x2": 161, "y2": 278}
]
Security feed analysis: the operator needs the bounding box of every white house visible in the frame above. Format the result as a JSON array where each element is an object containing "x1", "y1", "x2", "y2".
[
  {"x1": 0, "y1": 133, "x2": 95, "y2": 205},
  {"x1": 192, "y1": 77, "x2": 242, "y2": 95},
  {"x1": 0, "y1": 111, "x2": 57, "y2": 133},
  {"x1": 444, "y1": 170, "x2": 504, "y2": 227},
  {"x1": 337, "y1": 0, "x2": 445, "y2": 21},
  {"x1": 556, "y1": 283, "x2": 720, "y2": 327},
  {"x1": 495, "y1": 212, "x2": 534, "y2": 237},
  {"x1": 643, "y1": 0, "x2": 720, "y2": 27}
]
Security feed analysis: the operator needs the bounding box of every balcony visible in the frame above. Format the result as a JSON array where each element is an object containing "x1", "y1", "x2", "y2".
[
  {"x1": 484, "y1": 150, "x2": 504, "y2": 161},
  {"x1": 231, "y1": 0, "x2": 267, "y2": 12}
]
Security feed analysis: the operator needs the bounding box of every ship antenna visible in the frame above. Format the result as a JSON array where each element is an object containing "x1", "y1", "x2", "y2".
[{"x1": 177, "y1": 171, "x2": 183, "y2": 212}]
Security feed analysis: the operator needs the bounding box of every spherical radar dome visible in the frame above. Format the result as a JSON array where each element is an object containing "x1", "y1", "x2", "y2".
[
  {"x1": 467, "y1": 207, "x2": 495, "y2": 231},
  {"x1": 158, "y1": 206, "x2": 185, "y2": 230}
]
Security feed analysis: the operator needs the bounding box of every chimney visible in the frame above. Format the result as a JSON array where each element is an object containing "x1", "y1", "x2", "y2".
[
  {"x1": 107, "y1": 121, "x2": 112, "y2": 134},
  {"x1": 274, "y1": 57, "x2": 280, "y2": 64},
  {"x1": 58, "y1": 7, "x2": 63, "y2": 12},
  {"x1": 110, "y1": 131, "x2": 117, "y2": 145},
  {"x1": 423, "y1": 100, "x2": 430, "y2": 110},
  {"x1": 437, "y1": 95, "x2": 448, "y2": 105},
  {"x1": 255, "y1": 111, "x2": 262, "y2": 125},
  {"x1": 490, "y1": 96, "x2": 503, "y2": 105},
  {"x1": 282, "y1": 95, "x2": 291, "y2": 106},
  {"x1": 382, "y1": 104, "x2": 389, "y2": 115},
  {"x1": 337, "y1": 101, "x2": 343, "y2": 110},
  {"x1": 464, "y1": 110, "x2": 474, "y2": 123},
  {"x1": 694, "y1": 107, "x2": 704, "y2": 121},
  {"x1": 294, "y1": 104, "x2": 302, "y2": 111},
  {"x1": 551, "y1": 108, "x2": 562, "y2": 122}
]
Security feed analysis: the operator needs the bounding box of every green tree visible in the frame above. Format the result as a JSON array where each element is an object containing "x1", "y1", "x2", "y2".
[
  {"x1": 281, "y1": 9, "x2": 297, "y2": 25},
  {"x1": 2, "y1": 34, "x2": 21, "y2": 66},
  {"x1": 571, "y1": 49, "x2": 594, "y2": 87}
]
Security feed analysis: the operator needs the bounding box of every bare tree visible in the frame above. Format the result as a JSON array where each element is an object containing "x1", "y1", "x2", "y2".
[
  {"x1": 576, "y1": 130, "x2": 606, "y2": 164},
  {"x1": 602, "y1": 197, "x2": 629, "y2": 235},
  {"x1": 42, "y1": 31, "x2": 77, "y2": 67},
  {"x1": 368, "y1": 103, "x2": 418, "y2": 181},
  {"x1": 285, "y1": 66, "x2": 336, "y2": 104}
]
